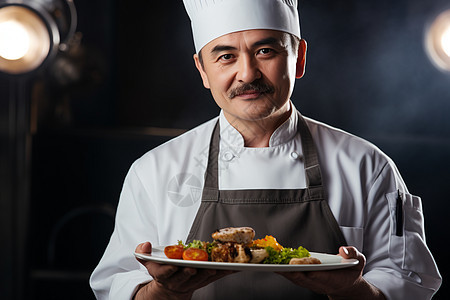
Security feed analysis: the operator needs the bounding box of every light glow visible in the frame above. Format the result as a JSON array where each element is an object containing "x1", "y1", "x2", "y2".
[
  {"x1": 425, "y1": 10, "x2": 450, "y2": 72},
  {"x1": 0, "y1": 5, "x2": 53, "y2": 74},
  {"x1": 442, "y1": 27, "x2": 450, "y2": 57},
  {"x1": 0, "y1": 20, "x2": 30, "y2": 60}
]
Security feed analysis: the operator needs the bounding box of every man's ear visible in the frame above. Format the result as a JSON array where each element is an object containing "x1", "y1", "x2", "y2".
[
  {"x1": 194, "y1": 53, "x2": 210, "y2": 89},
  {"x1": 295, "y1": 39, "x2": 307, "y2": 79}
]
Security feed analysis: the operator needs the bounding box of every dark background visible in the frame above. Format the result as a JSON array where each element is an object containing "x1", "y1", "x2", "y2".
[{"x1": 0, "y1": 0, "x2": 448, "y2": 299}]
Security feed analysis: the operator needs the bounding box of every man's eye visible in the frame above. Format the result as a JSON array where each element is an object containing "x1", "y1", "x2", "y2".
[
  {"x1": 258, "y1": 48, "x2": 273, "y2": 55},
  {"x1": 219, "y1": 54, "x2": 233, "y2": 60}
]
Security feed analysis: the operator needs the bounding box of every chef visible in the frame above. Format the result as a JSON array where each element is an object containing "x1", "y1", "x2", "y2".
[{"x1": 90, "y1": 0, "x2": 442, "y2": 299}]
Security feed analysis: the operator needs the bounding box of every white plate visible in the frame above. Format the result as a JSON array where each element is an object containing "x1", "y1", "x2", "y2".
[{"x1": 134, "y1": 246, "x2": 359, "y2": 272}]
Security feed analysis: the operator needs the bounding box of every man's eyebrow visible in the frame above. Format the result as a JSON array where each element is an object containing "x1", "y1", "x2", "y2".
[
  {"x1": 210, "y1": 45, "x2": 237, "y2": 56},
  {"x1": 252, "y1": 37, "x2": 282, "y2": 47},
  {"x1": 209, "y1": 37, "x2": 283, "y2": 56}
]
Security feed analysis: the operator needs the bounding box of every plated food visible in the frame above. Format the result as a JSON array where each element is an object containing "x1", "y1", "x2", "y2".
[{"x1": 164, "y1": 227, "x2": 320, "y2": 265}]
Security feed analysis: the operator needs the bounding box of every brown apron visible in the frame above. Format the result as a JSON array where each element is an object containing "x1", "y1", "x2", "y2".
[{"x1": 186, "y1": 113, "x2": 347, "y2": 299}]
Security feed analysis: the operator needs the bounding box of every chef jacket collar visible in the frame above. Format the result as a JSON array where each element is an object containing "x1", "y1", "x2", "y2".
[{"x1": 218, "y1": 101, "x2": 298, "y2": 148}]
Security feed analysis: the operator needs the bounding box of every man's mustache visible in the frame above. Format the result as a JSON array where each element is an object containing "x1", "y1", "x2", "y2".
[{"x1": 228, "y1": 81, "x2": 275, "y2": 99}]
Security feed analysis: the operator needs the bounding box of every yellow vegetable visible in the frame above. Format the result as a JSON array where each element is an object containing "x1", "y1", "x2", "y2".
[{"x1": 252, "y1": 235, "x2": 284, "y2": 251}]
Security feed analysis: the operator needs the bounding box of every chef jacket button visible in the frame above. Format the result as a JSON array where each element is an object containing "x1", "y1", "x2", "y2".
[
  {"x1": 222, "y1": 152, "x2": 235, "y2": 162},
  {"x1": 290, "y1": 152, "x2": 300, "y2": 160}
]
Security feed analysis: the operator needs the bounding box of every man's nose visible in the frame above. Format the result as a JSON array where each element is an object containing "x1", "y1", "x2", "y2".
[{"x1": 236, "y1": 55, "x2": 261, "y2": 83}]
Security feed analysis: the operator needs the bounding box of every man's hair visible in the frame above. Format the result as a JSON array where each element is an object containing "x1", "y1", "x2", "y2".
[{"x1": 197, "y1": 33, "x2": 301, "y2": 69}]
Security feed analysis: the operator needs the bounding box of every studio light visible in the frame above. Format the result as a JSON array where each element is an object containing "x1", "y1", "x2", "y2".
[
  {"x1": 0, "y1": 18, "x2": 32, "y2": 60},
  {"x1": 425, "y1": 9, "x2": 450, "y2": 72},
  {"x1": 442, "y1": 26, "x2": 450, "y2": 57},
  {"x1": 0, "y1": 0, "x2": 77, "y2": 75}
]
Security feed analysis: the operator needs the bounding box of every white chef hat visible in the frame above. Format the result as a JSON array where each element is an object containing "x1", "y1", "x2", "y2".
[{"x1": 183, "y1": 0, "x2": 301, "y2": 53}]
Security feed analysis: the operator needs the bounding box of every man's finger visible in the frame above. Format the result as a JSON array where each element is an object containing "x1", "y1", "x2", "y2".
[
  {"x1": 338, "y1": 246, "x2": 365, "y2": 272},
  {"x1": 135, "y1": 242, "x2": 152, "y2": 254}
]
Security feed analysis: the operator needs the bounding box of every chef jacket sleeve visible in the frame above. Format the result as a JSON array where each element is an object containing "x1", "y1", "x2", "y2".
[
  {"x1": 90, "y1": 163, "x2": 157, "y2": 299},
  {"x1": 361, "y1": 161, "x2": 442, "y2": 299}
]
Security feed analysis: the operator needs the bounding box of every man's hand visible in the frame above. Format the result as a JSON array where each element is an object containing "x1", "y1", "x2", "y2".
[
  {"x1": 134, "y1": 242, "x2": 233, "y2": 300},
  {"x1": 278, "y1": 246, "x2": 385, "y2": 300}
]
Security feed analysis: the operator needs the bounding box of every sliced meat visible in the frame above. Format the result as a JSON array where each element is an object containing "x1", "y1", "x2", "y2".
[
  {"x1": 210, "y1": 243, "x2": 233, "y2": 262},
  {"x1": 249, "y1": 248, "x2": 269, "y2": 263},
  {"x1": 233, "y1": 244, "x2": 251, "y2": 263},
  {"x1": 210, "y1": 242, "x2": 251, "y2": 263},
  {"x1": 211, "y1": 227, "x2": 255, "y2": 244},
  {"x1": 289, "y1": 257, "x2": 321, "y2": 265}
]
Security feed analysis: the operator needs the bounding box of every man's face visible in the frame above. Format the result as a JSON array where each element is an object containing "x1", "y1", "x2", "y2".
[{"x1": 194, "y1": 29, "x2": 306, "y2": 124}]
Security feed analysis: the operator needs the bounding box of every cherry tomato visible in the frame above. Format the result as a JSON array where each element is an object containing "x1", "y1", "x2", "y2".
[
  {"x1": 182, "y1": 248, "x2": 209, "y2": 261},
  {"x1": 164, "y1": 245, "x2": 184, "y2": 259}
]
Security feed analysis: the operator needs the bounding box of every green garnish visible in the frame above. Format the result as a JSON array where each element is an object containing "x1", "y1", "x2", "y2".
[
  {"x1": 263, "y1": 246, "x2": 310, "y2": 264},
  {"x1": 205, "y1": 241, "x2": 218, "y2": 255},
  {"x1": 185, "y1": 239, "x2": 204, "y2": 249}
]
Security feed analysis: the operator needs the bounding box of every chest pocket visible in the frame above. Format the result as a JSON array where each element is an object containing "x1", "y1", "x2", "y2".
[{"x1": 386, "y1": 191, "x2": 435, "y2": 275}]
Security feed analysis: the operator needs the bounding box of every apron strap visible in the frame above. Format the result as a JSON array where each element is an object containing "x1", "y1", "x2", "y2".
[
  {"x1": 297, "y1": 113, "x2": 323, "y2": 189},
  {"x1": 203, "y1": 121, "x2": 220, "y2": 191}
]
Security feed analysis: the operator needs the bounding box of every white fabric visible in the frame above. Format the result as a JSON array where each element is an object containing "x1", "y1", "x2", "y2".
[
  {"x1": 218, "y1": 109, "x2": 306, "y2": 189},
  {"x1": 183, "y1": 0, "x2": 301, "y2": 52},
  {"x1": 89, "y1": 103, "x2": 441, "y2": 299}
]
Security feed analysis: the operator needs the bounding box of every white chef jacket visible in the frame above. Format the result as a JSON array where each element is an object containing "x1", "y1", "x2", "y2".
[{"x1": 90, "y1": 103, "x2": 441, "y2": 299}]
